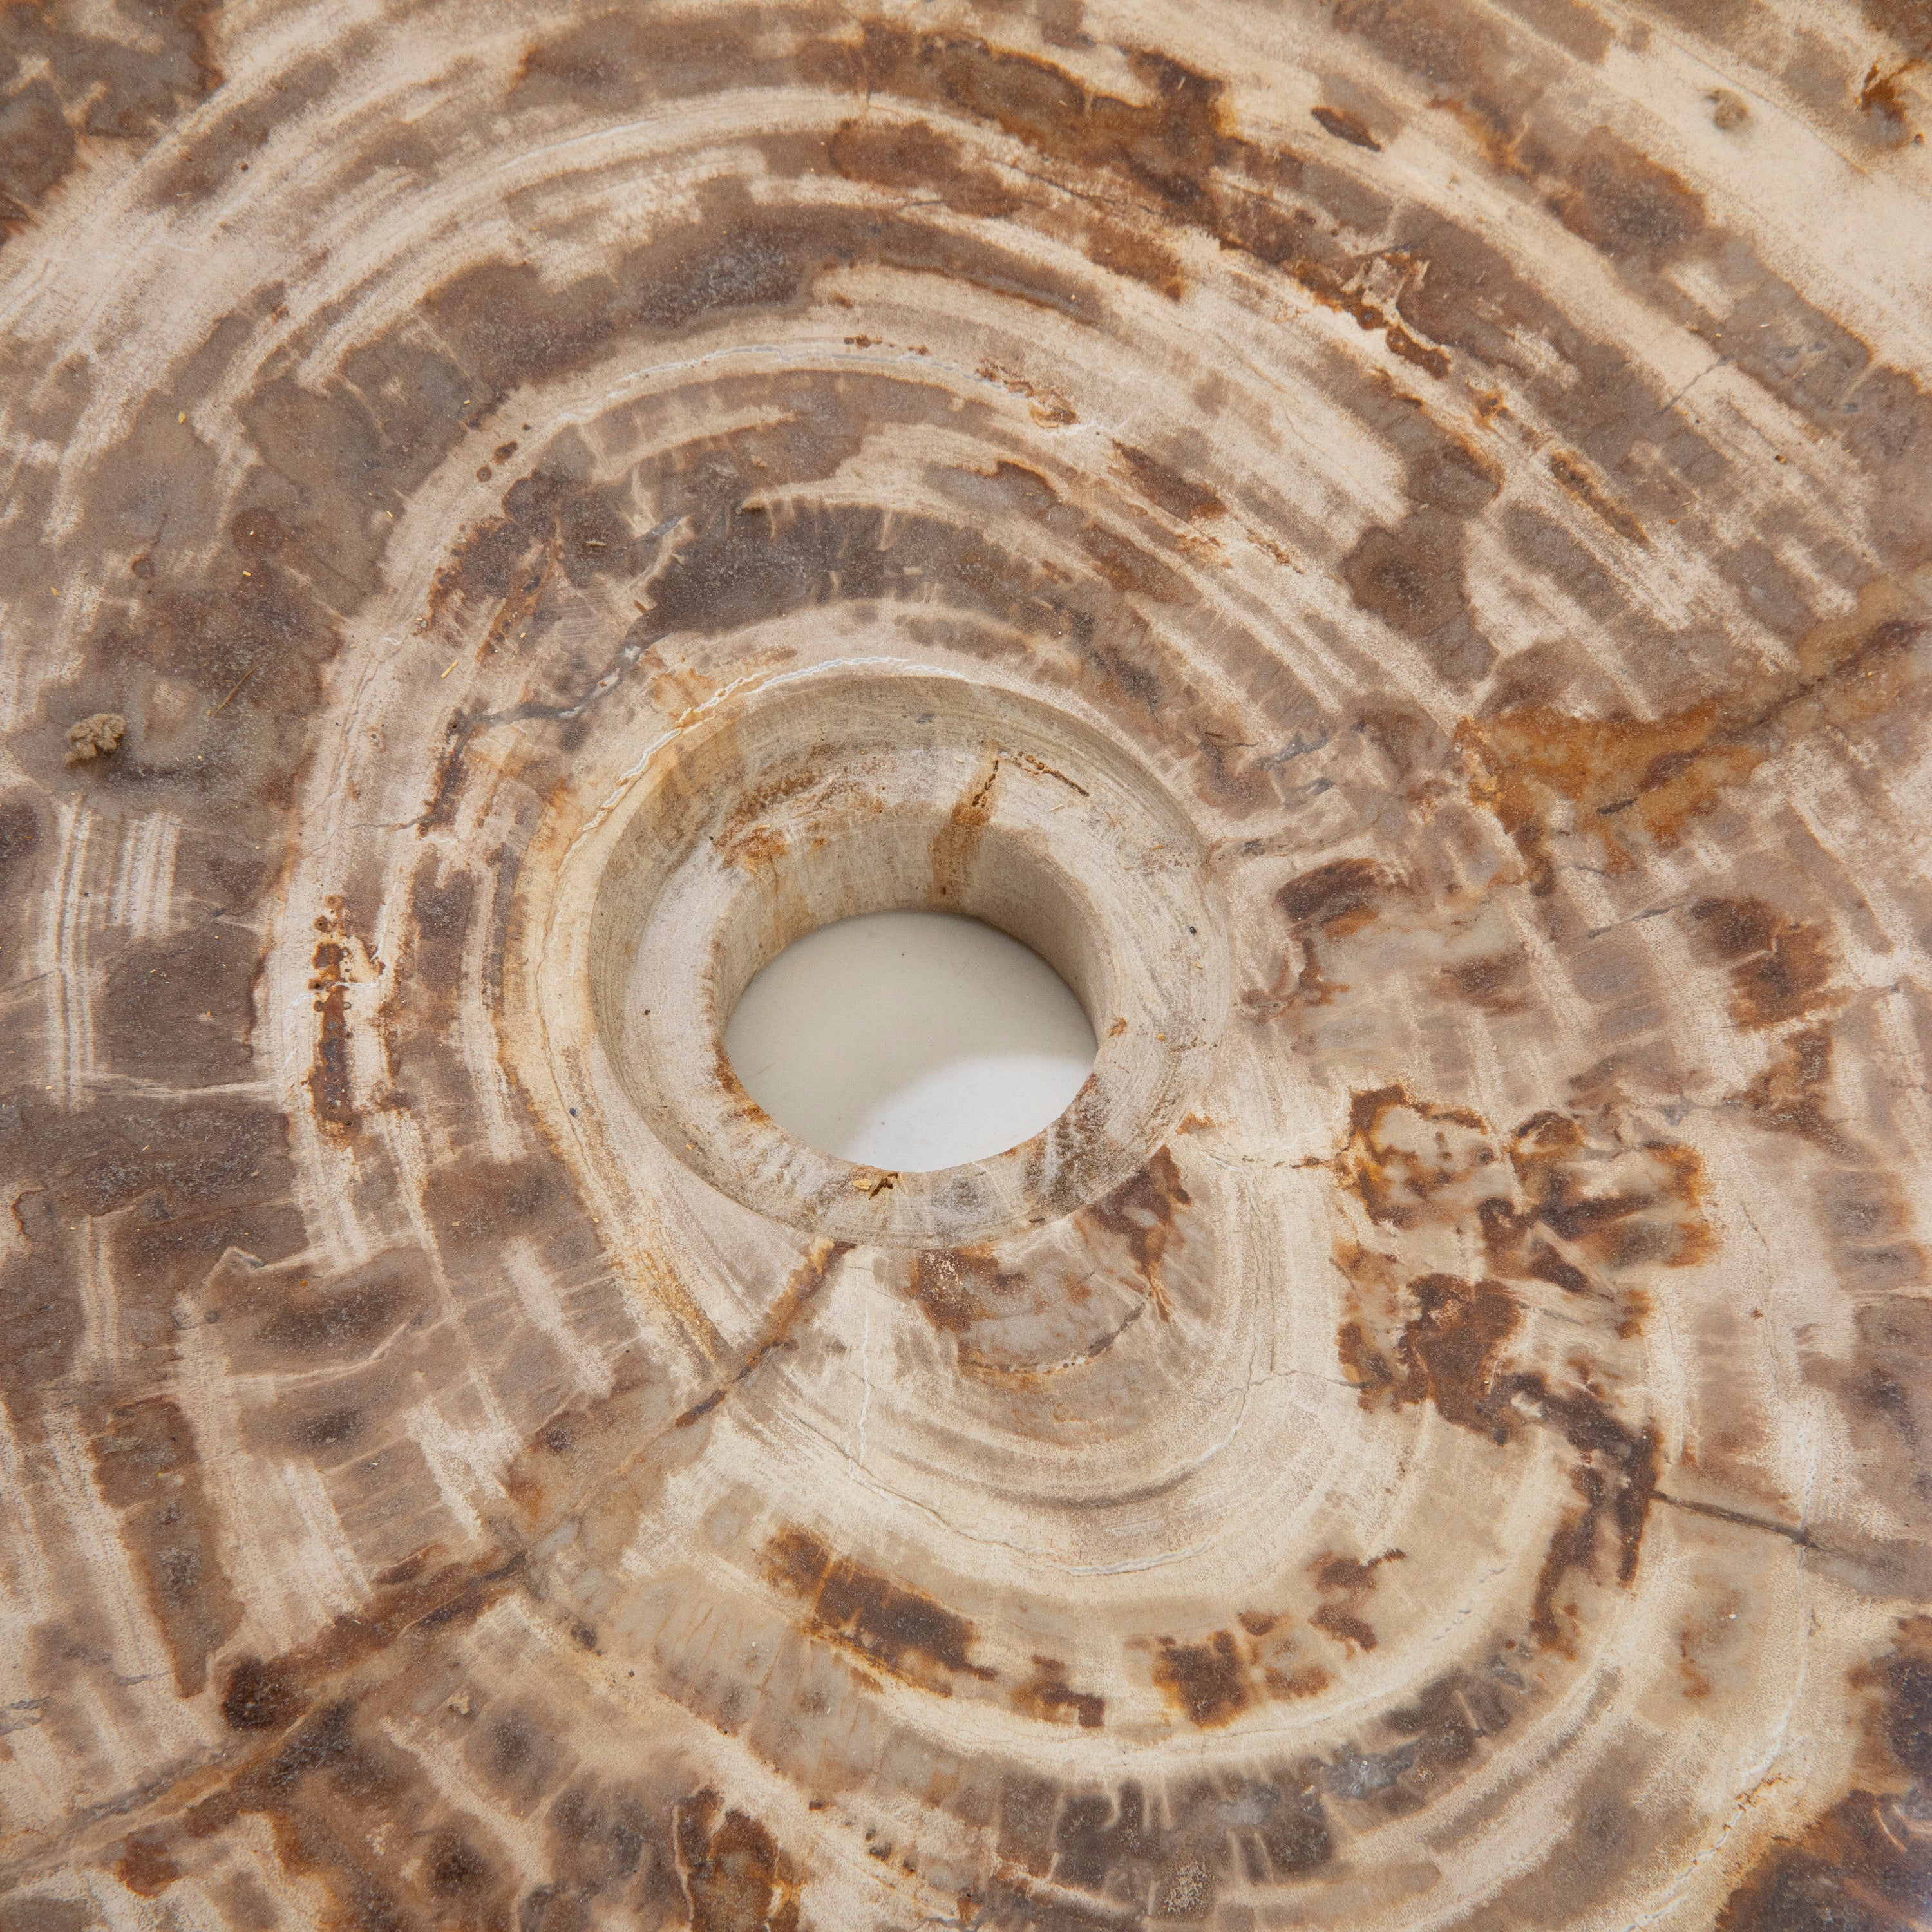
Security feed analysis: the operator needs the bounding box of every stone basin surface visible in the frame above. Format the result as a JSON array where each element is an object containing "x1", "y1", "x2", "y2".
[{"x1": 1, "y1": 3, "x2": 1929, "y2": 1928}]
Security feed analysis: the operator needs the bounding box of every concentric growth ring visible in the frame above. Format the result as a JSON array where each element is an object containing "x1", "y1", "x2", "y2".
[{"x1": 1, "y1": 4, "x2": 1928, "y2": 1930}]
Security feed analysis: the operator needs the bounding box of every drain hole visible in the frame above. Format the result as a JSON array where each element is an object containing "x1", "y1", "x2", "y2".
[{"x1": 722, "y1": 911, "x2": 1097, "y2": 1172}]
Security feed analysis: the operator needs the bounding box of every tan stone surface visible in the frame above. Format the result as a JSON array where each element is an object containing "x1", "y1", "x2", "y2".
[{"x1": 1, "y1": 2, "x2": 1929, "y2": 1927}]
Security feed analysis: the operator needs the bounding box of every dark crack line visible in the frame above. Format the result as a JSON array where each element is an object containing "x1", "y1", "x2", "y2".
[
  {"x1": 417, "y1": 624, "x2": 657, "y2": 831},
  {"x1": 1655, "y1": 1490, "x2": 1815, "y2": 1548}
]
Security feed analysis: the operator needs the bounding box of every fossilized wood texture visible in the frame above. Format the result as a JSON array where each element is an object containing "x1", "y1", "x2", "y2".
[{"x1": 2, "y1": 1, "x2": 1931, "y2": 1927}]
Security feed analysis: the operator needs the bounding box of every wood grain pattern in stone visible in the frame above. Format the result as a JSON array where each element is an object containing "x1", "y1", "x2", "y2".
[{"x1": 1, "y1": 1, "x2": 1929, "y2": 1927}]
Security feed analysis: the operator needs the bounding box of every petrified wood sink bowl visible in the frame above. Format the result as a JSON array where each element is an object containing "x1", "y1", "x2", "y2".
[{"x1": 1, "y1": 3, "x2": 1928, "y2": 1928}]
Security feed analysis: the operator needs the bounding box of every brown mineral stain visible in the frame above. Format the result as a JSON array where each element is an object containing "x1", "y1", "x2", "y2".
[
  {"x1": 183, "y1": 1696, "x2": 516, "y2": 1932},
  {"x1": 1497, "y1": 0, "x2": 1615, "y2": 61},
  {"x1": 1113, "y1": 442, "x2": 1225, "y2": 522},
  {"x1": 823, "y1": 25, "x2": 1457, "y2": 376},
  {"x1": 1519, "y1": 1375, "x2": 1660, "y2": 1653},
  {"x1": 1311, "y1": 104, "x2": 1382, "y2": 149},
  {"x1": 1864, "y1": 0, "x2": 1932, "y2": 59},
  {"x1": 0, "y1": 1902, "x2": 95, "y2": 1932},
  {"x1": 114, "y1": 1832, "x2": 181, "y2": 1897},
  {"x1": 1044, "y1": 1774, "x2": 1321, "y2": 1908},
  {"x1": 1309, "y1": 1603, "x2": 1378, "y2": 1651},
  {"x1": 502, "y1": 406, "x2": 1274, "y2": 815},
  {"x1": 0, "y1": 0, "x2": 221, "y2": 244},
  {"x1": 1329, "y1": 0, "x2": 1507, "y2": 107},
  {"x1": 1077, "y1": 520, "x2": 1187, "y2": 600},
  {"x1": 88, "y1": 1396, "x2": 242, "y2": 1697},
  {"x1": 1460, "y1": 595, "x2": 1926, "y2": 893},
  {"x1": 307, "y1": 923, "x2": 357, "y2": 1135},
  {"x1": 425, "y1": 1153, "x2": 592, "y2": 1265},
  {"x1": 225, "y1": 1255, "x2": 428, "y2": 1368},
  {"x1": 222, "y1": 1655, "x2": 305, "y2": 1732},
  {"x1": 907, "y1": 1244, "x2": 1019, "y2": 1334},
  {"x1": 211, "y1": 1549, "x2": 528, "y2": 1743},
  {"x1": 1331, "y1": 1092, "x2": 1672, "y2": 1645},
  {"x1": 674, "y1": 1790, "x2": 802, "y2": 1932},
  {"x1": 1, "y1": 1097, "x2": 302, "y2": 1432},
  {"x1": 762, "y1": 1526, "x2": 995, "y2": 1692},
  {"x1": 107, "y1": 1551, "x2": 548, "y2": 1926},
  {"x1": 1079, "y1": 1146, "x2": 1192, "y2": 1316},
  {"x1": 1806, "y1": 1299, "x2": 1932, "y2": 1517},
  {"x1": 1332, "y1": 1084, "x2": 1492, "y2": 1227},
  {"x1": 828, "y1": 115, "x2": 1022, "y2": 217},
  {"x1": 1280, "y1": 857, "x2": 1397, "y2": 938},
  {"x1": 1716, "y1": 1616, "x2": 1932, "y2": 1928},
  {"x1": 1245, "y1": 857, "x2": 1403, "y2": 1016},
  {"x1": 1444, "y1": 947, "x2": 1529, "y2": 1013},
  {"x1": 400, "y1": 858, "x2": 478, "y2": 1034},
  {"x1": 1079, "y1": 215, "x2": 1186, "y2": 297},
  {"x1": 1547, "y1": 450, "x2": 1646, "y2": 545},
  {"x1": 1310, "y1": 1548, "x2": 1405, "y2": 1653},
  {"x1": 1739, "y1": 1026, "x2": 1845, "y2": 1150},
  {"x1": 0, "y1": 794, "x2": 38, "y2": 896},
  {"x1": 831, "y1": 28, "x2": 1235, "y2": 215},
  {"x1": 1397, "y1": 1274, "x2": 1522, "y2": 1443},
  {"x1": 1267, "y1": 1662, "x2": 1332, "y2": 1698},
  {"x1": 1343, "y1": 511, "x2": 1494, "y2": 686},
  {"x1": 1857, "y1": 57, "x2": 1916, "y2": 124},
  {"x1": 1507, "y1": 1109, "x2": 1714, "y2": 1272},
  {"x1": 0, "y1": 1191, "x2": 87, "y2": 1435},
  {"x1": 1549, "y1": 129, "x2": 1706, "y2": 268},
  {"x1": 104, "y1": 491, "x2": 344, "y2": 725},
  {"x1": 102, "y1": 922, "x2": 261, "y2": 1086},
  {"x1": 1011, "y1": 1656, "x2": 1104, "y2": 1728},
  {"x1": 930, "y1": 750, "x2": 1000, "y2": 901},
  {"x1": 1374, "y1": 1665, "x2": 1519, "y2": 1814},
  {"x1": 1687, "y1": 898, "x2": 1834, "y2": 1030},
  {"x1": 1151, "y1": 1631, "x2": 1249, "y2": 1726}
]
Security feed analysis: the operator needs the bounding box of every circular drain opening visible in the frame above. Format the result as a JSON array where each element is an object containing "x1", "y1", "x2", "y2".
[
  {"x1": 581, "y1": 667, "x2": 1227, "y2": 1244},
  {"x1": 721, "y1": 909, "x2": 1098, "y2": 1172}
]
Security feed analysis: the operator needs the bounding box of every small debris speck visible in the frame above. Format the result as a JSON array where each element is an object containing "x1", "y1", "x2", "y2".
[{"x1": 64, "y1": 712, "x2": 125, "y2": 764}]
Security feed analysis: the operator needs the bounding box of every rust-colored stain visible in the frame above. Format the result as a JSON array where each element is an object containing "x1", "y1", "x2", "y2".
[
  {"x1": 1546, "y1": 449, "x2": 1646, "y2": 547},
  {"x1": 905, "y1": 1242, "x2": 1017, "y2": 1334},
  {"x1": 1311, "y1": 104, "x2": 1382, "y2": 150},
  {"x1": 1857, "y1": 57, "x2": 1917, "y2": 126},
  {"x1": 305, "y1": 923, "x2": 357, "y2": 1134},
  {"x1": 763, "y1": 1527, "x2": 996, "y2": 1694},
  {"x1": 1148, "y1": 1614, "x2": 1335, "y2": 1725},
  {"x1": 2, "y1": 0, "x2": 1927, "y2": 1925},
  {"x1": 1461, "y1": 600, "x2": 1927, "y2": 893},
  {"x1": 1717, "y1": 1616, "x2": 1932, "y2": 1927},
  {"x1": 928, "y1": 749, "x2": 1001, "y2": 901},
  {"x1": 1075, "y1": 1145, "x2": 1193, "y2": 1316},
  {"x1": 1010, "y1": 1656, "x2": 1105, "y2": 1728},
  {"x1": 1309, "y1": 1548, "x2": 1405, "y2": 1654},
  {"x1": 1332, "y1": 1086, "x2": 1698, "y2": 1654},
  {"x1": 675, "y1": 1791, "x2": 804, "y2": 1932},
  {"x1": 1151, "y1": 1631, "x2": 1250, "y2": 1727},
  {"x1": 1687, "y1": 896, "x2": 1835, "y2": 1030}
]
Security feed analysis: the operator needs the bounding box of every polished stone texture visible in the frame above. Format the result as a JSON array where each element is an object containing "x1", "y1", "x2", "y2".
[{"x1": 1, "y1": 3, "x2": 1929, "y2": 1927}]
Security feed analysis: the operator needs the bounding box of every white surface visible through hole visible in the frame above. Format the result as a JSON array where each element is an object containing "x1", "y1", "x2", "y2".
[{"x1": 723, "y1": 911, "x2": 1097, "y2": 1171}]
